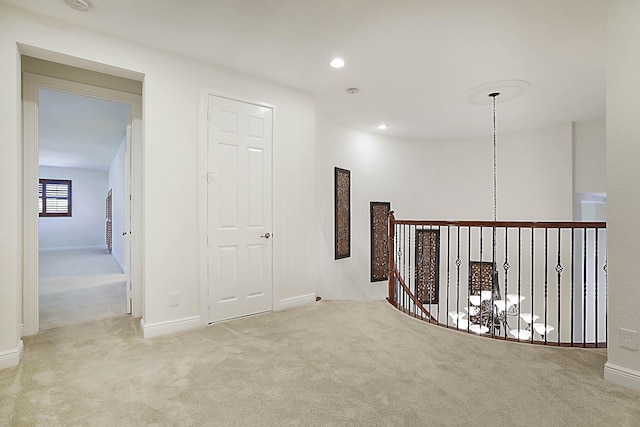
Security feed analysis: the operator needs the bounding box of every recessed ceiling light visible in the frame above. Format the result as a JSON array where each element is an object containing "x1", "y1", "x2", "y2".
[
  {"x1": 330, "y1": 58, "x2": 345, "y2": 69},
  {"x1": 65, "y1": 0, "x2": 90, "y2": 12},
  {"x1": 377, "y1": 123, "x2": 389, "y2": 130}
]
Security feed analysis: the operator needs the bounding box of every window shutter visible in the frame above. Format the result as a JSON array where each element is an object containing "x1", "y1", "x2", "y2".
[{"x1": 39, "y1": 179, "x2": 72, "y2": 217}]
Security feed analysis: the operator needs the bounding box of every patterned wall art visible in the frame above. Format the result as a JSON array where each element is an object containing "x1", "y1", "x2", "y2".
[
  {"x1": 415, "y1": 229, "x2": 440, "y2": 304},
  {"x1": 370, "y1": 201, "x2": 391, "y2": 282},
  {"x1": 334, "y1": 167, "x2": 351, "y2": 259},
  {"x1": 469, "y1": 261, "x2": 499, "y2": 324}
]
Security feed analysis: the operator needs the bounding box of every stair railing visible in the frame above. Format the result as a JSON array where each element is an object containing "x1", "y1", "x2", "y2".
[{"x1": 387, "y1": 211, "x2": 607, "y2": 347}]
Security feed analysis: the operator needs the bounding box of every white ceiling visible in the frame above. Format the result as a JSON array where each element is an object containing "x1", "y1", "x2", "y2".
[
  {"x1": 9, "y1": 0, "x2": 606, "y2": 161},
  {"x1": 38, "y1": 88, "x2": 129, "y2": 171}
]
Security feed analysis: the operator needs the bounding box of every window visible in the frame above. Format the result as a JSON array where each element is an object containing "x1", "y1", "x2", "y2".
[{"x1": 39, "y1": 179, "x2": 72, "y2": 217}]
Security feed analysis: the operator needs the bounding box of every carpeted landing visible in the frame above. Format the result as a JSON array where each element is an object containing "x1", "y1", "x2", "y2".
[{"x1": 1, "y1": 300, "x2": 639, "y2": 426}]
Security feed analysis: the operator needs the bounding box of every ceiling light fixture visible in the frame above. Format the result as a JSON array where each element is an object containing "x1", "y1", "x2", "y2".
[
  {"x1": 330, "y1": 58, "x2": 345, "y2": 69},
  {"x1": 377, "y1": 123, "x2": 389, "y2": 130},
  {"x1": 465, "y1": 80, "x2": 529, "y2": 105},
  {"x1": 65, "y1": 0, "x2": 90, "y2": 12}
]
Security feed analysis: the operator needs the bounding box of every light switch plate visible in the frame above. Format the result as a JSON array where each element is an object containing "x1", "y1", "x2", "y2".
[{"x1": 169, "y1": 292, "x2": 180, "y2": 307}]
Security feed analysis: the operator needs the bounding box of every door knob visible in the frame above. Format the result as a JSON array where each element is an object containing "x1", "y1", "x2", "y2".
[{"x1": 261, "y1": 232, "x2": 271, "y2": 239}]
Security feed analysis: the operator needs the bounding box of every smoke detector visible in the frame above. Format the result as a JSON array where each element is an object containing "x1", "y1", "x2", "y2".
[{"x1": 65, "y1": 0, "x2": 90, "y2": 12}]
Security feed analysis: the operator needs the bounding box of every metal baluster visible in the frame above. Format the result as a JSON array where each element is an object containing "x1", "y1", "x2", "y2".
[
  {"x1": 544, "y1": 228, "x2": 548, "y2": 345},
  {"x1": 409, "y1": 225, "x2": 413, "y2": 317},
  {"x1": 467, "y1": 226, "x2": 472, "y2": 332},
  {"x1": 583, "y1": 227, "x2": 587, "y2": 348},
  {"x1": 503, "y1": 227, "x2": 509, "y2": 339},
  {"x1": 604, "y1": 233, "x2": 608, "y2": 347},
  {"x1": 436, "y1": 226, "x2": 440, "y2": 323},
  {"x1": 398, "y1": 224, "x2": 407, "y2": 310},
  {"x1": 446, "y1": 226, "x2": 451, "y2": 327},
  {"x1": 517, "y1": 227, "x2": 522, "y2": 339},
  {"x1": 556, "y1": 228, "x2": 562, "y2": 346},
  {"x1": 479, "y1": 226, "x2": 484, "y2": 330},
  {"x1": 428, "y1": 225, "x2": 433, "y2": 322},
  {"x1": 571, "y1": 228, "x2": 575, "y2": 347},
  {"x1": 530, "y1": 228, "x2": 535, "y2": 343},
  {"x1": 491, "y1": 225, "x2": 496, "y2": 337},
  {"x1": 595, "y1": 227, "x2": 599, "y2": 347},
  {"x1": 456, "y1": 226, "x2": 462, "y2": 330},
  {"x1": 395, "y1": 223, "x2": 399, "y2": 306}
]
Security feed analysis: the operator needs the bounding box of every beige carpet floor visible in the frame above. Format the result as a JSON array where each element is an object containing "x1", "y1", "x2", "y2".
[
  {"x1": 39, "y1": 248, "x2": 127, "y2": 330},
  {"x1": 1, "y1": 300, "x2": 639, "y2": 426}
]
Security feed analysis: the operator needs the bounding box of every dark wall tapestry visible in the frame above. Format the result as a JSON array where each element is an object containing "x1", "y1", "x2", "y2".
[
  {"x1": 469, "y1": 261, "x2": 500, "y2": 298},
  {"x1": 469, "y1": 261, "x2": 500, "y2": 325},
  {"x1": 334, "y1": 167, "x2": 351, "y2": 259},
  {"x1": 415, "y1": 229, "x2": 440, "y2": 304},
  {"x1": 370, "y1": 201, "x2": 390, "y2": 282}
]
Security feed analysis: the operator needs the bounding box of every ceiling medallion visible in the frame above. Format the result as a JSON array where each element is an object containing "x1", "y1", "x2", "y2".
[{"x1": 465, "y1": 80, "x2": 530, "y2": 105}]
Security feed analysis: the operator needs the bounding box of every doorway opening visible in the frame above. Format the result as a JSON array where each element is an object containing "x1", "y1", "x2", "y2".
[
  {"x1": 22, "y1": 61, "x2": 143, "y2": 335},
  {"x1": 37, "y1": 87, "x2": 130, "y2": 330}
]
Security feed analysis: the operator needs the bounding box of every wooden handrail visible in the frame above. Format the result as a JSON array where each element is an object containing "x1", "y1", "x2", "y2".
[
  {"x1": 393, "y1": 268, "x2": 437, "y2": 322},
  {"x1": 391, "y1": 219, "x2": 606, "y2": 229}
]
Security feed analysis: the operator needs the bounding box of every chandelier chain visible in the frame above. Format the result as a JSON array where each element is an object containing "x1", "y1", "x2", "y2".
[
  {"x1": 490, "y1": 93, "x2": 498, "y2": 283},
  {"x1": 492, "y1": 94, "x2": 497, "y2": 222}
]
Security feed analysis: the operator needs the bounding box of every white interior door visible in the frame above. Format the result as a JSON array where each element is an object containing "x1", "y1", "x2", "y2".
[{"x1": 208, "y1": 95, "x2": 273, "y2": 323}]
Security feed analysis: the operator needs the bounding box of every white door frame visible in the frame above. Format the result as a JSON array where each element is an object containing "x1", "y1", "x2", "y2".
[
  {"x1": 22, "y1": 73, "x2": 144, "y2": 335},
  {"x1": 198, "y1": 88, "x2": 278, "y2": 326}
]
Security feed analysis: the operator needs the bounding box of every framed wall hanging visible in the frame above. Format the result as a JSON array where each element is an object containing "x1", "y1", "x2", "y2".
[
  {"x1": 370, "y1": 201, "x2": 391, "y2": 282},
  {"x1": 415, "y1": 229, "x2": 440, "y2": 304},
  {"x1": 334, "y1": 167, "x2": 351, "y2": 259}
]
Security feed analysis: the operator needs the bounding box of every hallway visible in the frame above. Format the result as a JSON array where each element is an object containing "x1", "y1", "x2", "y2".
[{"x1": 38, "y1": 248, "x2": 127, "y2": 330}]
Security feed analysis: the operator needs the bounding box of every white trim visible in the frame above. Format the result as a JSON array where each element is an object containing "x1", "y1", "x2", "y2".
[
  {"x1": 604, "y1": 362, "x2": 640, "y2": 392},
  {"x1": 199, "y1": 85, "x2": 278, "y2": 325},
  {"x1": 38, "y1": 245, "x2": 106, "y2": 252},
  {"x1": 277, "y1": 293, "x2": 317, "y2": 311},
  {"x1": 198, "y1": 88, "x2": 209, "y2": 328},
  {"x1": 0, "y1": 340, "x2": 24, "y2": 370},
  {"x1": 140, "y1": 316, "x2": 201, "y2": 339},
  {"x1": 21, "y1": 71, "x2": 144, "y2": 336}
]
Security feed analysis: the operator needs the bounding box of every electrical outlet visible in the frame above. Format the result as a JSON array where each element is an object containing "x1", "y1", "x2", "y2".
[
  {"x1": 619, "y1": 328, "x2": 638, "y2": 350},
  {"x1": 169, "y1": 292, "x2": 180, "y2": 307}
]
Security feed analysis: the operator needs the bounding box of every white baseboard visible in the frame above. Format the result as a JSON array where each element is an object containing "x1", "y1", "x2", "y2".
[
  {"x1": 604, "y1": 362, "x2": 640, "y2": 392},
  {"x1": 140, "y1": 316, "x2": 201, "y2": 339},
  {"x1": 0, "y1": 340, "x2": 24, "y2": 370},
  {"x1": 277, "y1": 293, "x2": 316, "y2": 311},
  {"x1": 39, "y1": 245, "x2": 106, "y2": 252}
]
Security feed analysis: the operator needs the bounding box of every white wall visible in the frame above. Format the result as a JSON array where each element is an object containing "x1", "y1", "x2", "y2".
[
  {"x1": 39, "y1": 166, "x2": 108, "y2": 250},
  {"x1": 0, "y1": 13, "x2": 22, "y2": 366},
  {"x1": 0, "y1": 2, "x2": 318, "y2": 359},
  {"x1": 108, "y1": 138, "x2": 126, "y2": 271},
  {"x1": 604, "y1": 0, "x2": 640, "y2": 392},
  {"x1": 316, "y1": 113, "x2": 574, "y2": 300},
  {"x1": 574, "y1": 117, "x2": 606, "y2": 194}
]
